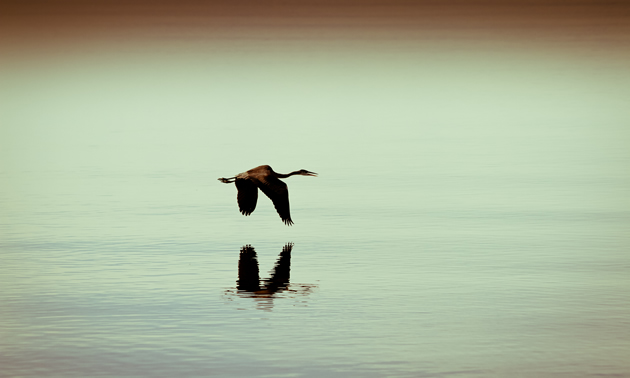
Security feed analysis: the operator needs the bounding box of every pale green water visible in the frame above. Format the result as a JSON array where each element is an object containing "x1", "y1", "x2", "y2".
[{"x1": 1, "y1": 41, "x2": 629, "y2": 377}]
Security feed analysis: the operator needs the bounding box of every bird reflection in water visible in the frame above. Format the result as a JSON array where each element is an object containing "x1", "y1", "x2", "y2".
[{"x1": 224, "y1": 243, "x2": 316, "y2": 311}]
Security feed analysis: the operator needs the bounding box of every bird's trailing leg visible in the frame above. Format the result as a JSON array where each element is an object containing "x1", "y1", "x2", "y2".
[{"x1": 218, "y1": 177, "x2": 236, "y2": 183}]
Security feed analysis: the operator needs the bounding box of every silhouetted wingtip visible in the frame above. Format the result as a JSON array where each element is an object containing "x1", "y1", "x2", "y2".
[{"x1": 283, "y1": 219, "x2": 294, "y2": 226}]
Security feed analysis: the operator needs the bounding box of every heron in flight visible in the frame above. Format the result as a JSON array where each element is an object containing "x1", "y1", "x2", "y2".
[{"x1": 218, "y1": 165, "x2": 317, "y2": 225}]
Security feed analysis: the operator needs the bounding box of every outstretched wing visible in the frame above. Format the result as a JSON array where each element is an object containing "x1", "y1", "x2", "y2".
[
  {"x1": 264, "y1": 243, "x2": 293, "y2": 291},
  {"x1": 235, "y1": 178, "x2": 258, "y2": 216},
  {"x1": 237, "y1": 245, "x2": 260, "y2": 291},
  {"x1": 257, "y1": 176, "x2": 293, "y2": 225}
]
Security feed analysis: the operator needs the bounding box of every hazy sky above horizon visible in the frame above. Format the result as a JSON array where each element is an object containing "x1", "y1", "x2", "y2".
[
  {"x1": 1, "y1": 1, "x2": 629, "y2": 51},
  {"x1": 1, "y1": 0, "x2": 629, "y2": 179}
]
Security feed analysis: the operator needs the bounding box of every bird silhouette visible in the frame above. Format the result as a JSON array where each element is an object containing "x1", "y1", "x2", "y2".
[
  {"x1": 218, "y1": 165, "x2": 317, "y2": 225},
  {"x1": 237, "y1": 243, "x2": 293, "y2": 295},
  {"x1": 227, "y1": 243, "x2": 316, "y2": 311}
]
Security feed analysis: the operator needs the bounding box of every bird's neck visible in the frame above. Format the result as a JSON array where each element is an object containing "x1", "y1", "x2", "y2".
[{"x1": 275, "y1": 171, "x2": 300, "y2": 179}]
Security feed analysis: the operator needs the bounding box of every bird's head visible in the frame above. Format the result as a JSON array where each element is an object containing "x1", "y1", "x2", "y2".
[{"x1": 298, "y1": 169, "x2": 318, "y2": 177}]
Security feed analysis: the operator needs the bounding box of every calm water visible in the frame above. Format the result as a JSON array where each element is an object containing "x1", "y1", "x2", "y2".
[{"x1": 1, "y1": 41, "x2": 630, "y2": 377}]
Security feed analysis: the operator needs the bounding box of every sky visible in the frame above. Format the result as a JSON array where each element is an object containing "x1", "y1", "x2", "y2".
[
  {"x1": 1, "y1": 1, "x2": 629, "y2": 52},
  {"x1": 1, "y1": 0, "x2": 628, "y2": 178}
]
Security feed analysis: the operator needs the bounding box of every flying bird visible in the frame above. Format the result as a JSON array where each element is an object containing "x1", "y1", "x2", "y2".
[{"x1": 218, "y1": 165, "x2": 317, "y2": 225}]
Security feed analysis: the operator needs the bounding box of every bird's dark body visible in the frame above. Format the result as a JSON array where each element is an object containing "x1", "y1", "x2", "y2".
[{"x1": 218, "y1": 165, "x2": 317, "y2": 226}]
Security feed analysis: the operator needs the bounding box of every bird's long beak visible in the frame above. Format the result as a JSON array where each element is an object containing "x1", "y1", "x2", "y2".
[{"x1": 304, "y1": 170, "x2": 318, "y2": 177}]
